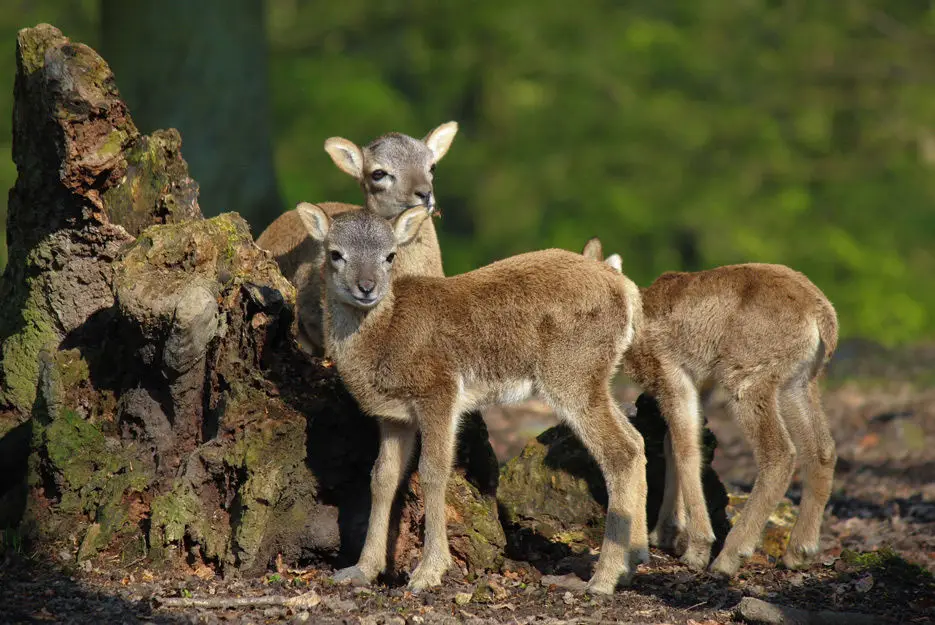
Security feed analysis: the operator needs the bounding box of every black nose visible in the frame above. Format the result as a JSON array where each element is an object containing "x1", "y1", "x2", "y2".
[
  {"x1": 358, "y1": 279, "x2": 375, "y2": 295},
  {"x1": 415, "y1": 190, "x2": 432, "y2": 203}
]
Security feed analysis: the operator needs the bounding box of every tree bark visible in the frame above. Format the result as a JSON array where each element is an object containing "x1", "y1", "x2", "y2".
[{"x1": 100, "y1": 0, "x2": 282, "y2": 234}]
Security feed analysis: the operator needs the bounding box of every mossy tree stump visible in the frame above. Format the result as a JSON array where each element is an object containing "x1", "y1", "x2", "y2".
[{"x1": 0, "y1": 24, "x2": 503, "y2": 577}]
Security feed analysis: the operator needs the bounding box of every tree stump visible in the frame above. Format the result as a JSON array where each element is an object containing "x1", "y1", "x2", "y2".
[{"x1": 0, "y1": 24, "x2": 502, "y2": 577}]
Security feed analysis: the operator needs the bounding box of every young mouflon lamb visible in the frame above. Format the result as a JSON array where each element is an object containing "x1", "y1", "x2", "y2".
[
  {"x1": 256, "y1": 122, "x2": 458, "y2": 354},
  {"x1": 582, "y1": 240, "x2": 838, "y2": 577},
  {"x1": 300, "y1": 205, "x2": 647, "y2": 594}
]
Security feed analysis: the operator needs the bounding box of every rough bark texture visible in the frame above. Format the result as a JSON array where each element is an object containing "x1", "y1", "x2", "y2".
[
  {"x1": 498, "y1": 394, "x2": 731, "y2": 568},
  {"x1": 100, "y1": 0, "x2": 282, "y2": 234},
  {"x1": 0, "y1": 25, "x2": 501, "y2": 576}
]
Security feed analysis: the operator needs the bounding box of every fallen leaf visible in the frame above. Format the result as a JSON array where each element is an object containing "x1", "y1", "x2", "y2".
[
  {"x1": 193, "y1": 564, "x2": 215, "y2": 580},
  {"x1": 141, "y1": 570, "x2": 155, "y2": 583},
  {"x1": 857, "y1": 432, "x2": 879, "y2": 452},
  {"x1": 30, "y1": 609, "x2": 57, "y2": 621},
  {"x1": 275, "y1": 553, "x2": 286, "y2": 575},
  {"x1": 854, "y1": 574, "x2": 875, "y2": 593}
]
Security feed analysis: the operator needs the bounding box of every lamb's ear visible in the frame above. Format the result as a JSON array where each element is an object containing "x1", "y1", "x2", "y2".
[
  {"x1": 393, "y1": 206, "x2": 429, "y2": 245},
  {"x1": 423, "y1": 121, "x2": 458, "y2": 162},
  {"x1": 324, "y1": 137, "x2": 365, "y2": 180},
  {"x1": 582, "y1": 237, "x2": 603, "y2": 261},
  {"x1": 605, "y1": 253, "x2": 623, "y2": 273},
  {"x1": 296, "y1": 202, "x2": 330, "y2": 241}
]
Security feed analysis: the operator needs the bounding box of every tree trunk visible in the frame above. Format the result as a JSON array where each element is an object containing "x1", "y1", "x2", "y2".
[{"x1": 99, "y1": 0, "x2": 282, "y2": 235}]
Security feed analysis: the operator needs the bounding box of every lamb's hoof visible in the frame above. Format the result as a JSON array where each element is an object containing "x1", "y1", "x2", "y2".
[
  {"x1": 709, "y1": 552, "x2": 745, "y2": 578},
  {"x1": 586, "y1": 566, "x2": 633, "y2": 595},
  {"x1": 630, "y1": 545, "x2": 650, "y2": 568},
  {"x1": 585, "y1": 577, "x2": 617, "y2": 595},
  {"x1": 407, "y1": 567, "x2": 445, "y2": 591},
  {"x1": 649, "y1": 521, "x2": 684, "y2": 552},
  {"x1": 782, "y1": 544, "x2": 818, "y2": 570},
  {"x1": 678, "y1": 542, "x2": 712, "y2": 571},
  {"x1": 332, "y1": 565, "x2": 371, "y2": 586}
]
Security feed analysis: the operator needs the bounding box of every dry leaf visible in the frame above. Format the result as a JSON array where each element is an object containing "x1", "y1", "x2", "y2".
[
  {"x1": 193, "y1": 564, "x2": 215, "y2": 580},
  {"x1": 857, "y1": 432, "x2": 880, "y2": 452},
  {"x1": 275, "y1": 553, "x2": 286, "y2": 575}
]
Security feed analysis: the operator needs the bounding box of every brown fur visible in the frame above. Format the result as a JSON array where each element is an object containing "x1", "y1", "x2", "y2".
[
  {"x1": 305, "y1": 208, "x2": 647, "y2": 594},
  {"x1": 254, "y1": 123, "x2": 457, "y2": 354},
  {"x1": 618, "y1": 261, "x2": 838, "y2": 576}
]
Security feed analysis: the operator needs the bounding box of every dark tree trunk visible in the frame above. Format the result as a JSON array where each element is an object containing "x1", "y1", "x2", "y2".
[{"x1": 100, "y1": 0, "x2": 282, "y2": 234}]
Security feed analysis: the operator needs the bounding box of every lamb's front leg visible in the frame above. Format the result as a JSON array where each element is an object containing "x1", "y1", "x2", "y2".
[
  {"x1": 334, "y1": 420, "x2": 417, "y2": 584},
  {"x1": 408, "y1": 401, "x2": 458, "y2": 590}
]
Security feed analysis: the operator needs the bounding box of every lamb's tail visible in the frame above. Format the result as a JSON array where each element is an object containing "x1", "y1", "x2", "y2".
[
  {"x1": 811, "y1": 298, "x2": 839, "y2": 379},
  {"x1": 619, "y1": 273, "x2": 643, "y2": 351}
]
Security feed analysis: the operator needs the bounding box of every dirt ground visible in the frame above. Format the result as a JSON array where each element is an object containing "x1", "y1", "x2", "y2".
[{"x1": 2, "y1": 343, "x2": 934, "y2": 624}]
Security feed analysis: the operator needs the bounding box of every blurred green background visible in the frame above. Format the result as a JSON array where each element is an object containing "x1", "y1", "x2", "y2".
[{"x1": 1, "y1": 1, "x2": 934, "y2": 344}]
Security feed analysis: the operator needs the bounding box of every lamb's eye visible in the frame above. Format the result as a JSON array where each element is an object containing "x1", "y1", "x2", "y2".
[
  {"x1": 330, "y1": 250, "x2": 343, "y2": 262},
  {"x1": 371, "y1": 169, "x2": 387, "y2": 181},
  {"x1": 386, "y1": 252, "x2": 396, "y2": 263}
]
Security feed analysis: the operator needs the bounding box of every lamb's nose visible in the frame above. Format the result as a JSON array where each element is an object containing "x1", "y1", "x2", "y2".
[
  {"x1": 358, "y1": 279, "x2": 375, "y2": 295},
  {"x1": 415, "y1": 190, "x2": 432, "y2": 204}
]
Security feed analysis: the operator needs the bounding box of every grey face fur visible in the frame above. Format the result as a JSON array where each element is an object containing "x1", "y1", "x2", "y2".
[
  {"x1": 323, "y1": 122, "x2": 458, "y2": 219},
  {"x1": 298, "y1": 204, "x2": 429, "y2": 309}
]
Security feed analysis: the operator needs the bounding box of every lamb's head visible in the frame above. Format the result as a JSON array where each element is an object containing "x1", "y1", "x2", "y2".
[
  {"x1": 297, "y1": 203, "x2": 430, "y2": 309},
  {"x1": 323, "y1": 122, "x2": 458, "y2": 219}
]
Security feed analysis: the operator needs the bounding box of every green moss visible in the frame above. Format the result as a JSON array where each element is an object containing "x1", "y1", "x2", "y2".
[
  {"x1": 446, "y1": 474, "x2": 506, "y2": 572},
  {"x1": 150, "y1": 482, "x2": 203, "y2": 544},
  {"x1": 16, "y1": 24, "x2": 62, "y2": 76},
  {"x1": 0, "y1": 279, "x2": 60, "y2": 414},
  {"x1": 149, "y1": 480, "x2": 230, "y2": 564},
  {"x1": 34, "y1": 410, "x2": 153, "y2": 559},
  {"x1": 224, "y1": 399, "x2": 307, "y2": 567},
  {"x1": 97, "y1": 128, "x2": 129, "y2": 160},
  {"x1": 841, "y1": 548, "x2": 934, "y2": 582}
]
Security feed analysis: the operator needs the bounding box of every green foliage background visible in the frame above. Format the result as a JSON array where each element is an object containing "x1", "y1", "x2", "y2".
[{"x1": 2, "y1": 1, "x2": 934, "y2": 344}]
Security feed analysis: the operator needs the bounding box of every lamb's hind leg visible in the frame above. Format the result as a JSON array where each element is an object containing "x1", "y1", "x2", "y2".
[
  {"x1": 649, "y1": 432, "x2": 687, "y2": 554},
  {"x1": 780, "y1": 378, "x2": 836, "y2": 569},
  {"x1": 561, "y1": 391, "x2": 648, "y2": 594},
  {"x1": 656, "y1": 368, "x2": 715, "y2": 570},
  {"x1": 408, "y1": 396, "x2": 459, "y2": 590},
  {"x1": 334, "y1": 420, "x2": 417, "y2": 583},
  {"x1": 710, "y1": 382, "x2": 796, "y2": 577}
]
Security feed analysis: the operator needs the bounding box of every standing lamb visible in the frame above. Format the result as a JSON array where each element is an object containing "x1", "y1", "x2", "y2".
[
  {"x1": 582, "y1": 242, "x2": 838, "y2": 577},
  {"x1": 301, "y1": 205, "x2": 648, "y2": 594}
]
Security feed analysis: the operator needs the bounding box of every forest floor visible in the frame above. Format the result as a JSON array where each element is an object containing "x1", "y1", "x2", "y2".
[{"x1": 1, "y1": 341, "x2": 934, "y2": 624}]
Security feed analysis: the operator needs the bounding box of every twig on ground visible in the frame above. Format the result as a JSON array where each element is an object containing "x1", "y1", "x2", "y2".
[
  {"x1": 737, "y1": 596, "x2": 878, "y2": 625},
  {"x1": 155, "y1": 590, "x2": 321, "y2": 610}
]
